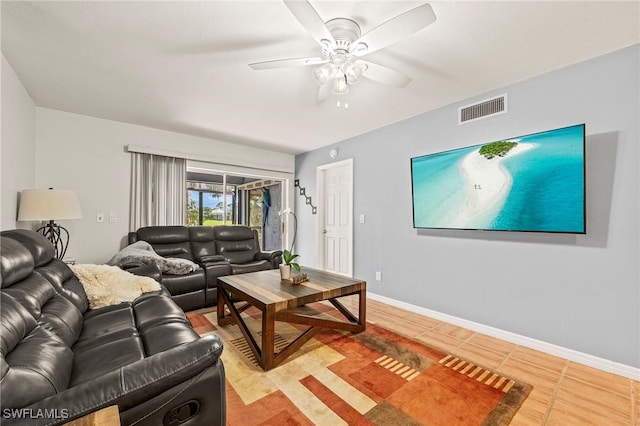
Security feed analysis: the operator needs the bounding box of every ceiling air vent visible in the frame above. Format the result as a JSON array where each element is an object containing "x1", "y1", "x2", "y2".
[{"x1": 458, "y1": 94, "x2": 507, "y2": 124}]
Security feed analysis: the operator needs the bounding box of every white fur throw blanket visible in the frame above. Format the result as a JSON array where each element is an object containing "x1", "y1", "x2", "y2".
[
  {"x1": 107, "y1": 241, "x2": 199, "y2": 275},
  {"x1": 70, "y1": 264, "x2": 161, "y2": 309}
]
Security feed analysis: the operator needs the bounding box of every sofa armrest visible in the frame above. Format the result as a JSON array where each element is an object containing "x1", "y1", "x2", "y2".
[
  {"x1": 255, "y1": 250, "x2": 283, "y2": 268},
  {"x1": 123, "y1": 263, "x2": 162, "y2": 283},
  {"x1": 127, "y1": 231, "x2": 138, "y2": 245},
  {"x1": 5, "y1": 334, "x2": 224, "y2": 426}
]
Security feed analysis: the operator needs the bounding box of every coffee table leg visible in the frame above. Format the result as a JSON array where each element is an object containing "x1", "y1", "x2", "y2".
[
  {"x1": 217, "y1": 288, "x2": 225, "y2": 324},
  {"x1": 358, "y1": 288, "x2": 367, "y2": 331},
  {"x1": 262, "y1": 305, "x2": 275, "y2": 370}
]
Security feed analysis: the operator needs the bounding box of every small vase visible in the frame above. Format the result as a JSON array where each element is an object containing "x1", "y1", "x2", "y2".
[{"x1": 279, "y1": 264, "x2": 291, "y2": 280}]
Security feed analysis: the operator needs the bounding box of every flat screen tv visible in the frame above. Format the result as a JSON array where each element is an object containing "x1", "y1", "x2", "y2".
[{"x1": 411, "y1": 124, "x2": 586, "y2": 233}]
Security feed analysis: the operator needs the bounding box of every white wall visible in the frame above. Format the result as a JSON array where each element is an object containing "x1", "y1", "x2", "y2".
[
  {"x1": 295, "y1": 45, "x2": 640, "y2": 369},
  {"x1": 35, "y1": 108, "x2": 295, "y2": 263},
  {"x1": 1, "y1": 54, "x2": 36, "y2": 230}
]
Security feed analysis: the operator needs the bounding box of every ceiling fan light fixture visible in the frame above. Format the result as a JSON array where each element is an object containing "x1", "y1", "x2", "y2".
[
  {"x1": 332, "y1": 74, "x2": 349, "y2": 95},
  {"x1": 344, "y1": 61, "x2": 367, "y2": 85},
  {"x1": 312, "y1": 63, "x2": 334, "y2": 85}
]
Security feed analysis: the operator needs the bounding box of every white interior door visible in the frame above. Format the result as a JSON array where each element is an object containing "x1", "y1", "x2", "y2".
[{"x1": 317, "y1": 159, "x2": 353, "y2": 277}]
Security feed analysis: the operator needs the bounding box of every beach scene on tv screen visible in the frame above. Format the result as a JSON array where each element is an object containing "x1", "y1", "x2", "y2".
[{"x1": 411, "y1": 124, "x2": 585, "y2": 233}]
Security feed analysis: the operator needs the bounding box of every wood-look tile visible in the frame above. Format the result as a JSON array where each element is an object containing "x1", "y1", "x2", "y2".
[
  {"x1": 515, "y1": 388, "x2": 554, "y2": 421},
  {"x1": 432, "y1": 322, "x2": 475, "y2": 340},
  {"x1": 497, "y1": 364, "x2": 555, "y2": 422},
  {"x1": 509, "y1": 401, "x2": 545, "y2": 425},
  {"x1": 633, "y1": 381, "x2": 638, "y2": 425},
  {"x1": 499, "y1": 357, "x2": 561, "y2": 393},
  {"x1": 414, "y1": 330, "x2": 464, "y2": 353},
  {"x1": 403, "y1": 312, "x2": 442, "y2": 330},
  {"x1": 509, "y1": 346, "x2": 566, "y2": 374},
  {"x1": 465, "y1": 333, "x2": 516, "y2": 357},
  {"x1": 546, "y1": 393, "x2": 632, "y2": 426},
  {"x1": 564, "y1": 361, "x2": 632, "y2": 397},
  {"x1": 384, "y1": 318, "x2": 435, "y2": 340},
  {"x1": 551, "y1": 376, "x2": 632, "y2": 424}
]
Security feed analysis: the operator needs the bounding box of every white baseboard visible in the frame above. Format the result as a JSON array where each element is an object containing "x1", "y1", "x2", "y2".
[{"x1": 368, "y1": 292, "x2": 640, "y2": 381}]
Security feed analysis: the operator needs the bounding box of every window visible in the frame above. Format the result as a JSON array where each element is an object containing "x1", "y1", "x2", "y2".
[
  {"x1": 186, "y1": 181, "x2": 238, "y2": 226},
  {"x1": 185, "y1": 172, "x2": 283, "y2": 251}
]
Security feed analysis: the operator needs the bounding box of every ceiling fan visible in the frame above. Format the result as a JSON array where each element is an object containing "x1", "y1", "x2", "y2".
[{"x1": 249, "y1": 1, "x2": 436, "y2": 100}]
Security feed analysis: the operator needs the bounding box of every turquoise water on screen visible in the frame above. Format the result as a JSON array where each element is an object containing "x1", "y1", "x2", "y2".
[{"x1": 411, "y1": 125, "x2": 585, "y2": 233}]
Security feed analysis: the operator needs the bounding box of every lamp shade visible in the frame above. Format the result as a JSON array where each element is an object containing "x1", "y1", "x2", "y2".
[{"x1": 18, "y1": 189, "x2": 83, "y2": 221}]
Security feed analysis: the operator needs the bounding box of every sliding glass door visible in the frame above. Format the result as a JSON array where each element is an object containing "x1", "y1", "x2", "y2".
[{"x1": 185, "y1": 172, "x2": 283, "y2": 251}]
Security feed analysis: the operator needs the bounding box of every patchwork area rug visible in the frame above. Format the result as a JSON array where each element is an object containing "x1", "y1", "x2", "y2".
[{"x1": 187, "y1": 306, "x2": 531, "y2": 425}]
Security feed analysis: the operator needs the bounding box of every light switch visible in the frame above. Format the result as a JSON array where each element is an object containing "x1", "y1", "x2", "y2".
[
  {"x1": 108, "y1": 213, "x2": 117, "y2": 223},
  {"x1": 96, "y1": 213, "x2": 105, "y2": 223}
]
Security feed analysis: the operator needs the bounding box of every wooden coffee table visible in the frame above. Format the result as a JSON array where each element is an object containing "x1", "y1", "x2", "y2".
[{"x1": 216, "y1": 267, "x2": 366, "y2": 370}]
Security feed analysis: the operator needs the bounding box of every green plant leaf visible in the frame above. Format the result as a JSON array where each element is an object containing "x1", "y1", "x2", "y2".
[
  {"x1": 283, "y1": 249, "x2": 299, "y2": 265},
  {"x1": 291, "y1": 262, "x2": 301, "y2": 272}
]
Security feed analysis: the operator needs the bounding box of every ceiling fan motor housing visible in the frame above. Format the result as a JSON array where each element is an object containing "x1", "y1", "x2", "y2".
[{"x1": 324, "y1": 18, "x2": 362, "y2": 56}]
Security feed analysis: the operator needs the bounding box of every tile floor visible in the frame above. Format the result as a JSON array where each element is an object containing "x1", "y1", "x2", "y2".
[{"x1": 341, "y1": 296, "x2": 638, "y2": 426}]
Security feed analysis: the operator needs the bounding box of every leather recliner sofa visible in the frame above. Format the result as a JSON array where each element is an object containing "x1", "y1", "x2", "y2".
[
  {"x1": 127, "y1": 225, "x2": 282, "y2": 311},
  {"x1": 0, "y1": 229, "x2": 226, "y2": 426}
]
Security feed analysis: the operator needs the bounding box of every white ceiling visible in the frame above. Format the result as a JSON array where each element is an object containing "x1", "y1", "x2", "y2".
[{"x1": 2, "y1": 1, "x2": 639, "y2": 154}]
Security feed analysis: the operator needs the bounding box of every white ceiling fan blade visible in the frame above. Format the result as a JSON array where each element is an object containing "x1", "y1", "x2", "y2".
[
  {"x1": 360, "y1": 60, "x2": 412, "y2": 88},
  {"x1": 249, "y1": 57, "x2": 328, "y2": 70},
  {"x1": 283, "y1": 0, "x2": 336, "y2": 50},
  {"x1": 349, "y1": 3, "x2": 436, "y2": 57},
  {"x1": 317, "y1": 83, "x2": 331, "y2": 101}
]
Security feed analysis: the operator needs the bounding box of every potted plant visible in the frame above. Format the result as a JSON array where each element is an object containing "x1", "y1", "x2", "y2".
[{"x1": 280, "y1": 249, "x2": 300, "y2": 280}]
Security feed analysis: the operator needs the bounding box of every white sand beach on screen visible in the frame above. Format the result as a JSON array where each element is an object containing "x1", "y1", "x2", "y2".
[{"x1": 455, "y1": 143, "x2": 536, "y2": 222}]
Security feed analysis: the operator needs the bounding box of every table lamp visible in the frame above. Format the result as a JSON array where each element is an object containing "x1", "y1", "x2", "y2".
[{"x1": 18, "y1": 188, "x2": 83, "y2": 259}]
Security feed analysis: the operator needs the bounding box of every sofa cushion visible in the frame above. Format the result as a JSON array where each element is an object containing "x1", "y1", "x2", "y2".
[
  {"x1": 216, "y1": 240, "x2": 256, "y2": 264},
  {"x1": 70, "y1": 293, "x2": 195, "y2": 387},
  {"x1": 136, "y1": 226, "x2": 193, "y2": 260},
  {"x1": 71, "y1": 336, "x2": 144, "y2": 386},
  {"x1": 1, "y1": 294, "x2": 73, "y2": 408},
  {"x1": 189, "y1": 226, "x2": 218, "y2": 261},
  {"x1": 36, "y1": 260, "x2": 89, "y2": 313},
  {"x1": 0, "y1": 229, "x2": 55, "y2": 267},
  {"x1": 38, "y1": 293, "x2": 84, "y2": 347},
  {"x1": 161, "y1": 270, "x2": 207, "y2": 296},
  {"x1": 213, "y1": 225, "x2": 254, "y2": 241},
  {"x1": 1, "y1": 237, "x2": 35, "y2": 287}
]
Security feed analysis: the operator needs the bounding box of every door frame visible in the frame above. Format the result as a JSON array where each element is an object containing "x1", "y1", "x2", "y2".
[{"x1": 315, "y1": 158, "x2": 354, "y2": 277}]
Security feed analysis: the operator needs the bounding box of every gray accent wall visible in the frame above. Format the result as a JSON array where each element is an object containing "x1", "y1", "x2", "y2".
[{"x1": 295, "y1": 44, "x2": 639, "y2": 368}]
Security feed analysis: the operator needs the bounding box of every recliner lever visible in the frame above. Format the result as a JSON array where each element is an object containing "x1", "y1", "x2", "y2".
[{"x1": 163, "y1": 400, "x2": 200, "y2": 425}]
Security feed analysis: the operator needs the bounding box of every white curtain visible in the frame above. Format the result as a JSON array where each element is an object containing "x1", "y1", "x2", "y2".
[{"x1": 129, "y1": 153, "x2": 186, "y2": 230}]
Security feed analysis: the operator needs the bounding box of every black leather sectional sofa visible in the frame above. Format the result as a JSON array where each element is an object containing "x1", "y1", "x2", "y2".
[
  {"x1": 0, "y1": 229, "x2": 226, "y2": 425},
  {"x1": 127, "y1": 225, "x2": 282, "y2": 311}
]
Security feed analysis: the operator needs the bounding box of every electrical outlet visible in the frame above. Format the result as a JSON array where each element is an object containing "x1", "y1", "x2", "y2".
[
  {"x1": 96, "y1": 213, "x2": 105, "y2": 223},
  {"x1": 375, "y1": 271, "x2": 382, "y2": 281},
  {"x1": 359, "y1": 214, "x2": 365, "y2": 224},
  {"x1": 108, "y1": 213, "x2": 117, "y2": 223}
]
